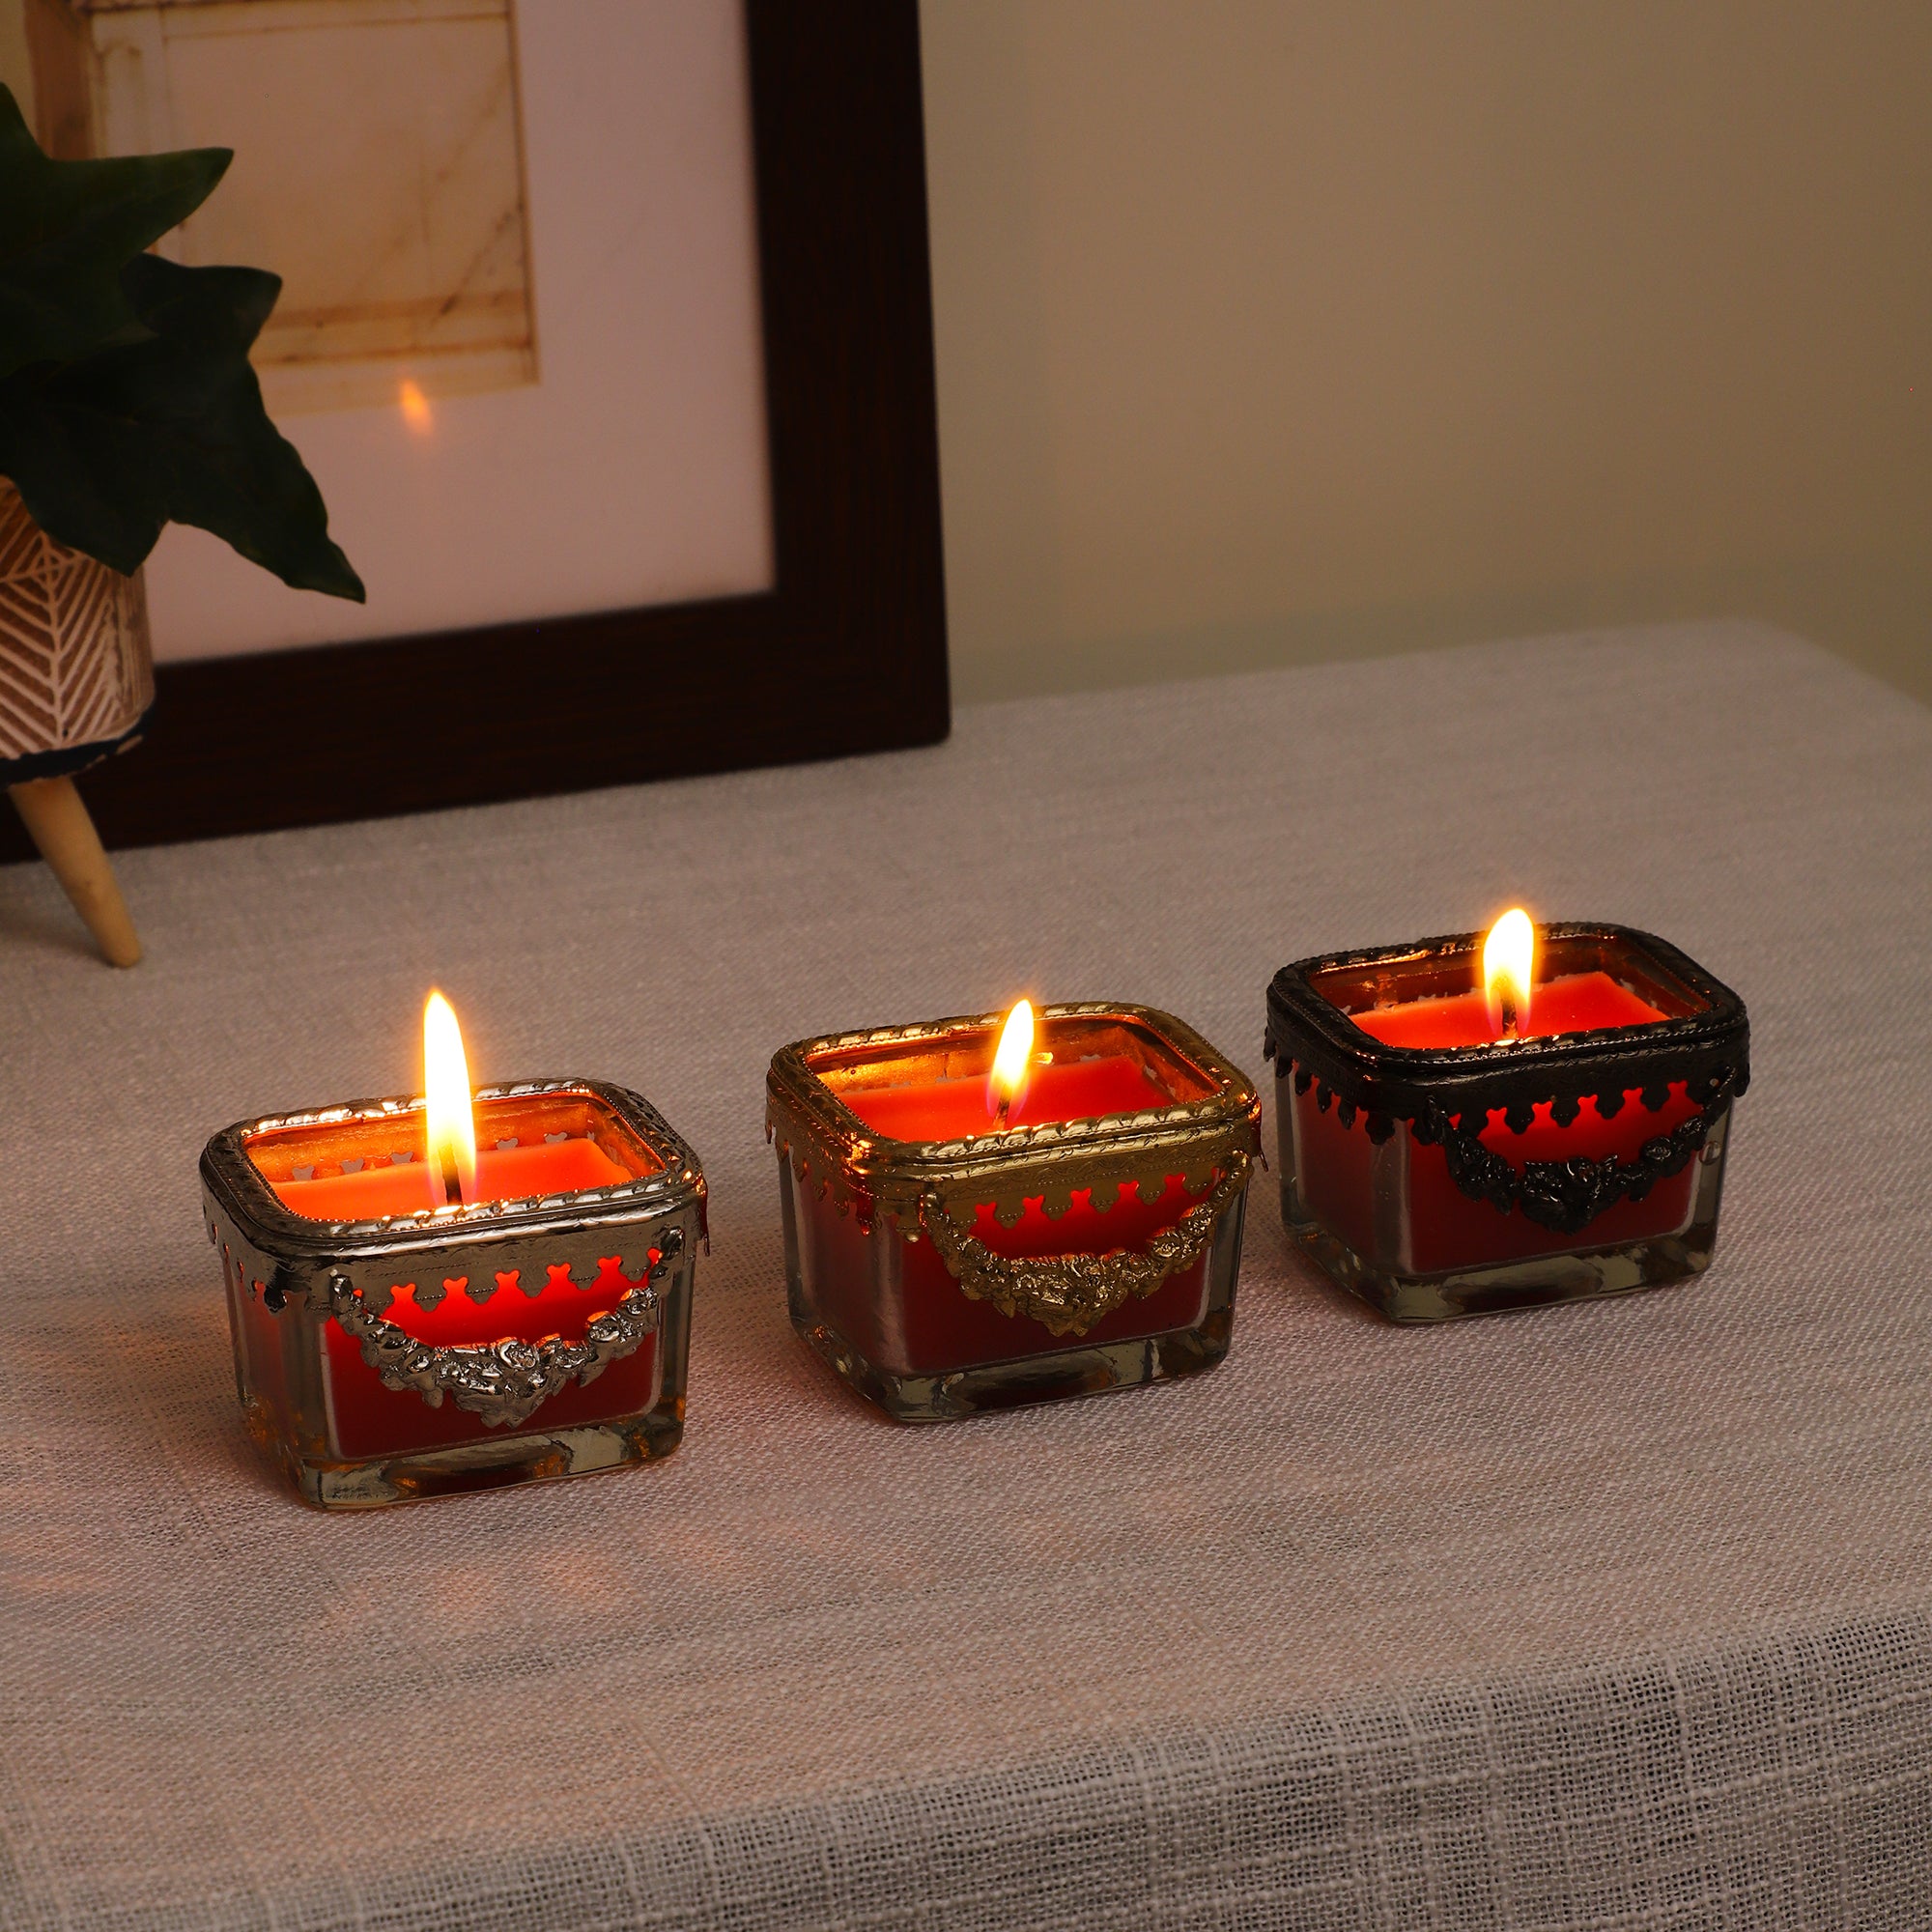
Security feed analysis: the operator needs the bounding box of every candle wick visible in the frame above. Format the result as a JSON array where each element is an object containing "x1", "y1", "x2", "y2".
[
  {"x1": 995, "y1": 1094, "x2": 1012, "y2": 1128},
  {"x1": 439, "y1": 1148, "x2": 466, "y2": 1207},
  {"x1": 1497, "y1": 994, "x2": 1520, "y2": 1041}
]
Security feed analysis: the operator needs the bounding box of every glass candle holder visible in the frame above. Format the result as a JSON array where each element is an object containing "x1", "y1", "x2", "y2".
[
  {"x1": 200, "y1": 1079, "x2": 705, "y2": 1509},
  {"x1": 1265, "y1": 924, "x2": 1749, "y2": 1321},
  {"x1": 767, "y1": 1004, "x2": 1262, "y2": 1421}
]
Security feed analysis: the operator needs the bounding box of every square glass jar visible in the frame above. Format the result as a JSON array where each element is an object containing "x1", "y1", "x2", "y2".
[
  {"x1": 200, "y1": 1079, "x2": 705, "y2": 1508},
  {"x1": 767, "y1": 1004, "x2": 1262, "y2": 1420},
  {"x1": 1264, "y1": 924, "x2": 1749, "y2": 1321}
]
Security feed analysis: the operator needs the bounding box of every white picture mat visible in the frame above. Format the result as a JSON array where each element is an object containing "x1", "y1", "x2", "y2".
[{"x1": 144, "y1": 0, "x2": 773, "y2": 665}]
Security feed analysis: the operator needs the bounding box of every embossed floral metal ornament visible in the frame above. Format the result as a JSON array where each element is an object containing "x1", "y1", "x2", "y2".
[
  {"x1": 201, "y1": 994, "x2": 704, "y2": 1509},
  {"x1": 1265, "y1": 916, "x2": 1748, "y2": 1323},
  {"x1": 768, "y1": 1001, "x2": 1262, "y2": 1421}
]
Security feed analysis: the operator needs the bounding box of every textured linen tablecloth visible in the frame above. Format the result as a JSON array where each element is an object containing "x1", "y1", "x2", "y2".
[{"x1": 2, "y1": 623, "x2": 1929, "y2": 1932}]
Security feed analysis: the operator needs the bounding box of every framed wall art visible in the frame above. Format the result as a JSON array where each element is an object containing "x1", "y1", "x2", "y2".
[{"x1": 0, "y1": 0, "x2": 948, "y2": 857}]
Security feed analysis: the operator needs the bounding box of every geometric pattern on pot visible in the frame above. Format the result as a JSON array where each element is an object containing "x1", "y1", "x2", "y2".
[{"x1": 0, "y1": 480, "x2": 154, "y2": 768}]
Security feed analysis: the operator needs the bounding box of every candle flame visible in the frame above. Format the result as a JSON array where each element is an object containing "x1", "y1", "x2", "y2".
[
  {"x1": 987, "y1": 999, "x2": 1036, "y2": 1123},
  {"x1": 1483, "y1": 908, "x2": 1536, "y2": 1039},
  {"x1": 423, "y1": 989, "x2": 478, "y2": 1207}
]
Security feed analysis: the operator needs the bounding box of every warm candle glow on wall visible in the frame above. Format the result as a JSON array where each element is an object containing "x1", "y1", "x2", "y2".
[
  {"x1": 422, "y1": 989, "x2": 478, "y2": 1207},
  {"x1": 1483, "y1": 909, "x2": 1536, "y2": 1039},
  {"x1": 987, "y1": 998, "x2": 1036, "y2": 1122},
  {"x1": 397, "y1": 378, "x2": 434, "y2": 434}
]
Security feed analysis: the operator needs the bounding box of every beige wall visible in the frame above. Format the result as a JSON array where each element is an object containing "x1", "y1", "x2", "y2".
[{"x1": 921, "y1": 1, "x2": 1932, "y2": 704}]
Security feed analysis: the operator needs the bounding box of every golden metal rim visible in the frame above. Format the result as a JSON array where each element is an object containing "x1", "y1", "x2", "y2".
[{"x1": 766, "y1": 1002, "x2": 1263, "y2": 1240}]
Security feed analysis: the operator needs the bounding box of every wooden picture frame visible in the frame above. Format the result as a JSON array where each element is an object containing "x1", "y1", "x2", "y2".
[{"x1": 0, "y1": 0, "x2": 948, "y2": 862}]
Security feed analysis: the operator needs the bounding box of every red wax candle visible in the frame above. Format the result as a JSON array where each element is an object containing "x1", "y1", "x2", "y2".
[
  {"x1": 205, "y1": 987, "x2": 705, "y2": 1511},
  {"x1": 1348, "y1": 970, "x2": 1665, "y2": 1049},
  {"x1": 769, "y1": 1005, "x2": 1262, "y2": 1419},
  {"x1": 1296, "y1": 970, "x2": 1704, "y2": 1273},
  {"x1": 839, "y1": 1053, "x2": 1178, "y2": 1143},
  {"x1": 215, "y1": 1067, "x2": 694, "y2": 1492},
  {"x1": 801, "y1": 1045, "x2": 1222, "y2": 1378},
  {"x1": 1322, "y1": 966, "x2": 1702, "y2": 1269},
  {"x1": 221, "y1": 1241, "x2": 668, "y2": 1463},
  {"x1": 1266, "y1": 923, "x2": 1749, "y2": 1321},
  {"x1": 270, "y1": 1137, "x2": 632, "y2": 1221},
  {"x1": 256, "y1": 1132, "x2": 659, "y2": 1461}
]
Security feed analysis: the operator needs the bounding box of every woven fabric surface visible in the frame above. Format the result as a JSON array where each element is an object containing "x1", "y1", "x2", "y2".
[{"x1": 1, "y1": 623, "x2": 1928, "y2": 1930}]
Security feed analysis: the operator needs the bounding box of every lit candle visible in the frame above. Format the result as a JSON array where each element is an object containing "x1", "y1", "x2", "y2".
[
  {"x1": 199, "y1": 998, "x2": 707, "y2": 1510},
  {"x1": 1265, "y1": 916, "x2": 1750, "y2": 1321},
  {"x1": 767, "y1": 1000, "x2": 1262, "y2": 1420}
]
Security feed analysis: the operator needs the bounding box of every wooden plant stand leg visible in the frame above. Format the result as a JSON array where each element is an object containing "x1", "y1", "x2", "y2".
[{"x1": 7, "y1": 776, "x2": 142, "y2": 967}]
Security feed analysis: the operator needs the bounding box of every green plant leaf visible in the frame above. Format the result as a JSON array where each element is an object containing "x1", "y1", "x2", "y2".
[
  {"x1": 0, "y1": 252, "x2": 364, "y2": 598},
  {"x1": 0, "y1": 87, "x2": 231, "y2": 381}
]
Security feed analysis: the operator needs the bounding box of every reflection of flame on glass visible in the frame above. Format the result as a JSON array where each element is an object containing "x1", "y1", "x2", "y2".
[
  {"x1": 398, "y1": 378, "x2": 433, "y2": 434},
  {"x1": 1483, "y1": 908, "x2": 1535, "y2": 1040},
  {"x1": 987, "y1": 998, "x2": 1036, "y2": 1124},
  {"x1": 423, "y1": 989, "x2": 478, "y2": 1208}
]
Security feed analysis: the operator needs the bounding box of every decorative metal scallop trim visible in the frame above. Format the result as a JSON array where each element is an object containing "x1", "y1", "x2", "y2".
[
  {"x1": 327, "y1": 1264, "x2": 666, "y2": 1431},
  {"x1": 917, "y1": 1154, "x2": 1250, "y2": 1336}
]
